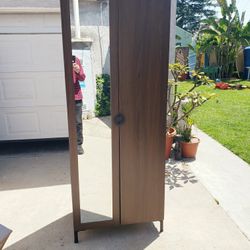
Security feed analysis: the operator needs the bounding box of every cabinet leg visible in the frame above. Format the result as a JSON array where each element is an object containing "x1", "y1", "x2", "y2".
[
  {"x1": 160, "y1": 220, "x2": 164, "y2": 233},
  {"x1": 74, "y1": 231, "x2": 79, "y2": 243}
]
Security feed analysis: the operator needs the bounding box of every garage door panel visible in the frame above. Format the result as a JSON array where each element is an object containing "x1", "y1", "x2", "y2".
[
  {"x1": 0, "y1": 14, "x2": 61, "y2": 33},
  {"x1": 0, "y1": 35, "x2": 64, "y2": 72},
  {"x1": 0, "y1": 107, "x2": 68, "y2": 140},
  {"x1": 0, "y1": 72, "x2": 66, "y2": 108},
  {"x1": 43, "y1": 14, "x2": 62, "y2": 31},
  {"x1": 6, "y1": 112, "x2": 40, "y2": 135},
  {"x1": 30, "y1": 35, "x2": 64, "y2": 70},
  {"x1": 38, "y1": 108, "x2": 68, "y2": 137},
  {"x1": 0, "y1": 13, "x2": 67, "y2": 141},
  {"x1": 0, "y1": 39, "x2": 32, "y2": 66},
  {"x1": 53, "y1": 111, "x2": 69, "y2": 133},
  {"x1": 34, "y1": 73, "x2": 66, "y2": 106},
  {"x1": 1, "y1": 78, "x2": 35, "y2": 102},
  {"x1": 0, "y1": 14, "x2": 31, "y2": 30}
]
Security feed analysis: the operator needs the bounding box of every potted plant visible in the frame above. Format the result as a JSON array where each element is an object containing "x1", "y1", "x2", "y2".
[
  {"x1": 166, "y1": 63, "x2": 189, "y2": 159},
  {"x1": 165, "y1": 127, "x2": 177, "y2": 159},
  {"x1": 166, "y1": 63, "x2": 214, "y2": 159},
  {"x1": 179, "y1": 117, "x2": 200, "y2": 158}
]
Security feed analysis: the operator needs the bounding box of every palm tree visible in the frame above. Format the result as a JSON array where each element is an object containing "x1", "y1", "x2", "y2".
[{"x1": 197, "y1": 0, "x2": 250, "y2": 78}]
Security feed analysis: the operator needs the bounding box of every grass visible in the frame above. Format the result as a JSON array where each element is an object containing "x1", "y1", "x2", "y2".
[{"x1": 178, "y1": 80, "x2": 250, "y2": 164}]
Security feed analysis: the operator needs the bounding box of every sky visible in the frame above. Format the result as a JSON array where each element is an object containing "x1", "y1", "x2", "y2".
[
  {"x1": 237, "y1": 0, "x2": 250, "y2": 23},
  {"x1": 217, "y1": 0, "x2": 250, "y2": 23}
]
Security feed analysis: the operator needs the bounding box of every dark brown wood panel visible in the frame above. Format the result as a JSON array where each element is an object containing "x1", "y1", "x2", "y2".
[
  {"x1": 59, "y1": 0, "x2": 81, "y2": 231},
  {"x1": 110, "y1": 0, "x2": 121, "y2": 224},
  {"x1": 119, "y1": 0, "x2": 171, "y2": 224}
]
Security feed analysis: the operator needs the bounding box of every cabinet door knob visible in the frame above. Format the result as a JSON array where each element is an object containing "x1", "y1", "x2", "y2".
[{"x1": 114, "y1": 113, "x2": 125, "y2": 126}]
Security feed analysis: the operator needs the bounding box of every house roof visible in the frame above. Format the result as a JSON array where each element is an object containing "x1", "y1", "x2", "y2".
[{"x1": 176, "y1": 26, "x2": 193, "y2": 37}]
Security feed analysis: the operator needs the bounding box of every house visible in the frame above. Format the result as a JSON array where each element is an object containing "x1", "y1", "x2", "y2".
[
  {"x1": 175, "y1": 26, "x2": 196, "y2": 70},
  {"x1": 0, "y1": 0, "x2": 176, "y2": 141}
]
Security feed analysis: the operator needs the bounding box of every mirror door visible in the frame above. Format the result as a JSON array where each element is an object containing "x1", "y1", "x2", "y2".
[{"x1": 61, "y1": 0, "x2": 119, "y2": 229}]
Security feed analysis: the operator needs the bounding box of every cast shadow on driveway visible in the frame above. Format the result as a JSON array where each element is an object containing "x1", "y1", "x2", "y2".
[
  {"x1": 5, "y1": 211, "x2": 160, "y2": 250},
  {"x1": 165, "y1": 159, "x2": 198, "y2": 190},
  {"x1": 0, "y1": 140, "x2": 70, "y2": 191}
]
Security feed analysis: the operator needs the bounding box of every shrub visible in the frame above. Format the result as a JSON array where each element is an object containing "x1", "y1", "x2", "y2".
[{"x1": 95, "y1": 74, "x2": 111, "y2": 117}]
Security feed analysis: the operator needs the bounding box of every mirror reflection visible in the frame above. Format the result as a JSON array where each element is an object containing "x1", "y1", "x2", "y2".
[{"x1": 70, "y1": 0, "x2": 112, "y2": 223}]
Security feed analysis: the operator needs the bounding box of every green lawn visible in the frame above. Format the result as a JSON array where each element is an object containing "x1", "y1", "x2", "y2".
[{"x1": 178, "y1": 80, "x2": 250, "y2": 164}]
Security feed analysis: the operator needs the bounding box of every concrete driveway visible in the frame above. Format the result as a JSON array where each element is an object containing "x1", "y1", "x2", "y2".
[{"x1": 0, "y1": 118, "x2": 249, "y2": 250}]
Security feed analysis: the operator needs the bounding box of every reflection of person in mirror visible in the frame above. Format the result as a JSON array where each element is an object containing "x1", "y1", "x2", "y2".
[{"x1": 72, "y1": 55, "x2": 86, "y2": 155}]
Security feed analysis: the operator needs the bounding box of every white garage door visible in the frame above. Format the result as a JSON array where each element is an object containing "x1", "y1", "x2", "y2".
[{"x1": 0, "y1": 13, "x2": 68, "y2": 141}]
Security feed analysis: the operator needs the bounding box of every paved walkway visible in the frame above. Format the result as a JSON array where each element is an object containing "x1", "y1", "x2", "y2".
[
  {"x1": 0, "y1": 118, "x2": 249, "y2": 249},
  {"x1": 189, "y1": 127, "x2": 250, "y2": 240}
]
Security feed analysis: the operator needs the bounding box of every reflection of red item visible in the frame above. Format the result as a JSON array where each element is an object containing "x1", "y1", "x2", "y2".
[
  {"x1": 73, "y1": 57, "x2": 86, "y2": 100},
  {"x1": 215, "y1": 82, "x2": 229, "y2": 90}
]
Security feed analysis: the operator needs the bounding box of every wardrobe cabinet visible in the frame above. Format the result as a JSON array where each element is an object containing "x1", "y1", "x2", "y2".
[{"x1": 60, "y1": 0, "x2": 171, "y2": 243}]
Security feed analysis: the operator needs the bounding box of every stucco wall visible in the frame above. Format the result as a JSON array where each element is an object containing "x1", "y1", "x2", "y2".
[{"x1": 71, "y1": 0, "x2": 110, "y2": 76}]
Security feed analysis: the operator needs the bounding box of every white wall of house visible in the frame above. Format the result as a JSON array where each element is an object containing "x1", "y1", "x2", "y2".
[{"x1": 71, "y1": 0, "x2": 110, "y2": 75}]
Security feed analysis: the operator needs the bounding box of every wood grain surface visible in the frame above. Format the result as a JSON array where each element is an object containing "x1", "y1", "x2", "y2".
[{"x1": 118, "y1": 0, "x2": 171, "y2": 224}]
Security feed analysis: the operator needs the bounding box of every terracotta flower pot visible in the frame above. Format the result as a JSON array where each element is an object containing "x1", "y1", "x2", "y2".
[
  {"x1": 178, "y1": 73, "x2": 188, "y2": 81},
  {"x1": 180, "y1": 137, "x2": 200, "y2": 158},
  {"x1": 165, "y1": 127, "x2": 176, "y2": 160}
]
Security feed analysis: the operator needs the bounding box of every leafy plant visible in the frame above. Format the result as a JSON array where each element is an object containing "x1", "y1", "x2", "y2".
[
  {"x1": 95, "y1": 74, "x2": 111, "y2": 117},
  {"x1": 167, "y1": 63, "x2": 214, "y2": 131},
  {"x1": 197, "y1": 0, "x2": 250, "y2": 78},
  {"x1": 179, "y1": 117, "x2": 194, "y2": 142}
]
